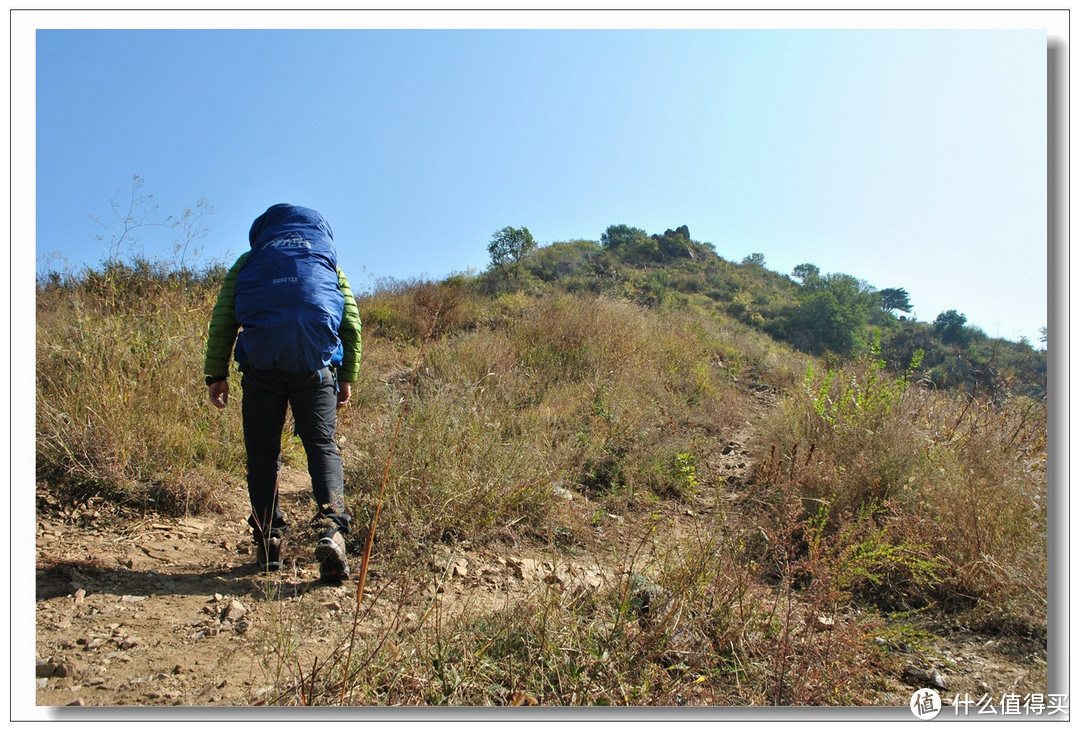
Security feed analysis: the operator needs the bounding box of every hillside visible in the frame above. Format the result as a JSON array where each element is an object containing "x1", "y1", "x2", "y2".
[
  {"x1": 34, "y1": 251, "x2": 1048, "y2": 708},
  {"x1": 502, "y1": 225, "x2": 1046, "y2": 400}
]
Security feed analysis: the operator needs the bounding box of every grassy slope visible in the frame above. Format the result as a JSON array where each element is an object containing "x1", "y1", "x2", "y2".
[{"x1": 35, "y1": 261, "x2": 1047, "y2": 705}]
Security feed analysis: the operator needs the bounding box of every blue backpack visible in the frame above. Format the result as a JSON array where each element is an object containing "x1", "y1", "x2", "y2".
[{"x1": 234, "y1": 204, "x2": 345, "y2": 373}]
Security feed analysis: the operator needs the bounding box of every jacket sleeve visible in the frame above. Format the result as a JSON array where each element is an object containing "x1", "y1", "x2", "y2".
[
  {"x1": 203, "y1": 253, "x2": 249, "y2": 379},
  {"x1": 336, "y1": 267, "x2": 363, "y2": 382}
]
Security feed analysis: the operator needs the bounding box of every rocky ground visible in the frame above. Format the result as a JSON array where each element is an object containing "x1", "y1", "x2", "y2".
[
  {"x1": 33, "y1": 467, "x2": 631, "y2": 708},
  {"x1": 33, "y1": 398, "x2": 1048, "y2": 710}
]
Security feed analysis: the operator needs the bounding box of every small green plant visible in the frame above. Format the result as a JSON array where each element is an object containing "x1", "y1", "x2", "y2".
[
  {"x1": 803, "y1": 333, "x2": 923, "y2": 433},
  {"x1": 673, "y1": 452, "x2": 699, "y2": 497},
  {"x1": 825, "y1": 502, "x2": 944, "y2": 609}
]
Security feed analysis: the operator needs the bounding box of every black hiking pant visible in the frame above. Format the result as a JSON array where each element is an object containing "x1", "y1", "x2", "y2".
[{"x1": 240, "y1": 366, "x2": 351, "y2": 542}]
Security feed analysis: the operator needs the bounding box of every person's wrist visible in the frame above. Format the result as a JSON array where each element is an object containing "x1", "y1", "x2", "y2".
[{"x1": 206, "y1": 376, "x2": 227, "y2": 386}]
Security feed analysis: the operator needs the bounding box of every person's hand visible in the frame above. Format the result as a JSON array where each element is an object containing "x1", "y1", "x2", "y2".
[
  {"x1": 209, "y1": 380, "x2": 229, "y2": 409},
  {"x1": 336, "y1": 381, "x2": 352, "y2": 409}
]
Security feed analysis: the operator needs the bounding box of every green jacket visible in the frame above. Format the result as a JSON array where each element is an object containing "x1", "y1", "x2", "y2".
[{"x1": 204, "y1": 251, "x2": 363, "y2": 382}]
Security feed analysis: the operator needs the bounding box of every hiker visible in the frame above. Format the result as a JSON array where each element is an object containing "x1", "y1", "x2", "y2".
[{"x1": 204, "y1": 204, "x2": 362, "y2": 583}]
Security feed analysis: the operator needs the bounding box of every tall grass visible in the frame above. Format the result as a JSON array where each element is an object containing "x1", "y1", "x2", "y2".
[
  {"x1": 35, "y1": 267, "x2": 1047, "y2": 705},
  {"x1": 36, "y1": 259, "x2": 246, "y2": 513},
  {"x1": 752, "y1": 340, "x2": 1047, "y2": 632},
  {"x1": 342, "y1": 289, "x2": 790, "y2": 551}
]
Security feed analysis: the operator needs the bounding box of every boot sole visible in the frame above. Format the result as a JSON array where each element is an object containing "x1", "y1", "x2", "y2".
[
  {"x1": 257, "y1": 537, "x2": 285, "y2": 572},
  {"x1": 315, "y1": 541, "x2": 350, "y2": 582}
]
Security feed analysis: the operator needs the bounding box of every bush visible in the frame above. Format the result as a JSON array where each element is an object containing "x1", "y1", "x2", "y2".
[{"x1": 356, "y1": 276, "x2": 482, "y2": 344}]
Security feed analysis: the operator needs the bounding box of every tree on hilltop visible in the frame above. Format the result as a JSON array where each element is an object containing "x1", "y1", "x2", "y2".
[
  {"x1": 488, "y1": 226, "x2": 536, "y2": 270},
  {"x1": 934, "y1": 310, "x2": 969, "y2": 345},
  {"x1": 600, "y1": 224, "x2": 648, "y2": 251},
  {"x1": 879, "y1": 287, "x2": 912, "y2": 314},
  {"x1": 792, "y1": 262, "x2": 820, "y2": 284}
]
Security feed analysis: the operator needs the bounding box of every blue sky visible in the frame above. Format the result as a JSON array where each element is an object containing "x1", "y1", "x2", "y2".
[{"x1": 32, "y1": 19, "x2": 1049, "y2": 344}]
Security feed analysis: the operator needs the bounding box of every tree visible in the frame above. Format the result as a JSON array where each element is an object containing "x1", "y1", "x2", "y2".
[
  {"x1": 933, "y1": 310, "x2": 969, "y2": 345},
  {"x1": 786, "y1": 272, "x2": 877, "y2": 356},
  {"x1": 792, "y1": 262, "x2": 820, "y2": 283},
  {"x1": 488, "y1": 225, "x2": 536, "y2": 270},
  {"x1": 742, "y1": 252, "x2": 766, "y2": 268},
  {"x1": 599, "y1": 224, "x2": 664, "y2": 263},
  {"x1": 879, "y1": 287, "x2": 912, "y2": 314},
  {"x1": 600, "y1": 224, "x2": 647, "y2": 251},
  {"x1": 653, "y1": 227, "x2": 694, "y2": 261}
]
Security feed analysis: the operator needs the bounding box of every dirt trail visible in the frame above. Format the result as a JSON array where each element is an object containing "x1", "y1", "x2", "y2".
[
  {"x1": 35, "y1": 470, "x2": 321, "y2": 706},
  {"x1": 34, "y1": 468, "x2": 637, "y2": 707},
  {"x1": 34, "y1": 385, "x2": 1047, "y2": 708}
]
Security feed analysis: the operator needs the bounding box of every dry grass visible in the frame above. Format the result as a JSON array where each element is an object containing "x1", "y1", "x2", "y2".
[
  {"x1": 752, "y1": 346, "x2": 1047, "y2": 633},
  {"x1": 36, "y1": 261, "x2": 245, "y2": 513},
  {"x1": 35, "y1": 267, "x2": 1047, "y2": 705},
  {"x1": 339, "y1": 291, "x2": 770, "y2": 550}
]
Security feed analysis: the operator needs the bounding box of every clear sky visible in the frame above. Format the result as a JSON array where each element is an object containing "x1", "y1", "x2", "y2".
[{"x1": 31, "y1": 15, "x2": 1049, "y2": 344}]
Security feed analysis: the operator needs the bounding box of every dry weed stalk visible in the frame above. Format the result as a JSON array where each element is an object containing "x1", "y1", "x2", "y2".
[{"x1": 338, "y1": 306, "x2": 441, "y2": 705}]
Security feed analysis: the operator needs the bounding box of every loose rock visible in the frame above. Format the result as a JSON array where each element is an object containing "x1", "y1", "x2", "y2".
[
  {"x1": 220, "y1": 600, "x2": 247, "y2": 622},
  {"x1": 904, "y1": 665, "x2": 949, "y2": 691}
]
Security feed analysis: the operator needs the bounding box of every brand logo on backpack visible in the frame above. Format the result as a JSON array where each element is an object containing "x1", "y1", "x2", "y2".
[{"x1": 263, "y1": 233, "x2": 312, "y2": 250}]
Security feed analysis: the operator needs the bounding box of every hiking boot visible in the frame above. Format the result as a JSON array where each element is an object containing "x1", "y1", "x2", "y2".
[
  {"x1": 315, "y1": 528, "x2": 350, "y2": 583},
  {"x1": 256, "y1": 531, "x2": 286, "y2": 572}
]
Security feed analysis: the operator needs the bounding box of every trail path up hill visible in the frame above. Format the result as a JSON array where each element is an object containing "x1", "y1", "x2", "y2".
[{"x1": 34, "y1": 385, "x2": 1046, "y2": 709}]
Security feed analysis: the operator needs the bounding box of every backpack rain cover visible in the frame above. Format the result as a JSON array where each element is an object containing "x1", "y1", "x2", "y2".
[{"x1": 234, "y1": 204, "x2": 346, "y2": 373}]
